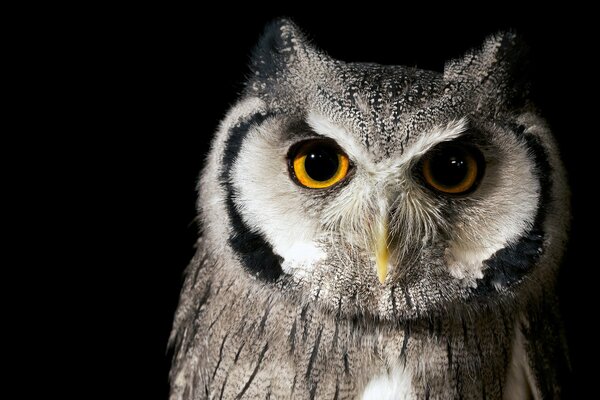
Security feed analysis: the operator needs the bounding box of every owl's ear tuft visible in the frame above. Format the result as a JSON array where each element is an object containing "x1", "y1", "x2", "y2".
[
  {"x1": 444, "y1": 31, "x2": 530, "y2": 108},
  {"x1": 249, "y1": 18, "x2": 316, "y2": 81}
]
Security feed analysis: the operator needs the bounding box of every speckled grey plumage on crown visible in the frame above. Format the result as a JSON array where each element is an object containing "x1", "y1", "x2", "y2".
[{"x1": 169, "y1": 19, "x2": 570, "y2": 399}]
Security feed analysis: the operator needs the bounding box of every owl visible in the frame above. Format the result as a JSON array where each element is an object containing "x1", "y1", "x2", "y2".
[{"x1": 169, "y1": 19, "x2": 570, "y2": 399}]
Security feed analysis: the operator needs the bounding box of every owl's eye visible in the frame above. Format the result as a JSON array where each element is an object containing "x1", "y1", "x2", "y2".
[
  {"x1": 289, "y1": 140, "x2": 350, "y2": 189},
  {"x1": 421, "y1": 143, "x2": 484, "y2": 195}
]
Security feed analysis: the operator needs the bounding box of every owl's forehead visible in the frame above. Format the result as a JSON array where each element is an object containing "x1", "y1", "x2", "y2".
[{"x1": 280, "y1": 62, "x2": 467, "y2": 159}]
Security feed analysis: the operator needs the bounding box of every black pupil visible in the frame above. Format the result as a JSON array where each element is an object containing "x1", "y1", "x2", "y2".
[
  {"x1": 429, "y1": 147, "x2": 469, "y2": 187},
  {"x1": 304, "y1": 146, "x2": 339, "y2": 181}
]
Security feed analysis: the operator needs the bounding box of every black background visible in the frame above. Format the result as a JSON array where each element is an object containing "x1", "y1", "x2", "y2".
[{"x1": 107, "y1": 9, "x2": 596, "y2": 399}]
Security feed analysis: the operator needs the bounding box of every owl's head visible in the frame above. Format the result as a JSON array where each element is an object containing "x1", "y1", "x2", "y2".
[{"x1": 200, "y1": 19, "x2": 569, "y2": 321}]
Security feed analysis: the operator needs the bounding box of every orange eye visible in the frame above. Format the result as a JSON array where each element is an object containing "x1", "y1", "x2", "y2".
[
  {"x1": 421, "y1": 143, "x2": 484, "y2": 195},
  {"x1": 289, "y1": 140, "x2": 350, "y2": 189}
]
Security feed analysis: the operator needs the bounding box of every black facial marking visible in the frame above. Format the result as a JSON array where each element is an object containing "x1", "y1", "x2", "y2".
[
  {"x1": 221, "y1": 112, "x2": 283, "y2": 282},
  {"x1": 474, "y1": 129, "x2": 552, "y2": 294}
]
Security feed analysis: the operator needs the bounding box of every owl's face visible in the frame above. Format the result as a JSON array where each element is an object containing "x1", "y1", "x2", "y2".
[{"x1": 202, "y1": 20, "x2": 568, "y2": 322}]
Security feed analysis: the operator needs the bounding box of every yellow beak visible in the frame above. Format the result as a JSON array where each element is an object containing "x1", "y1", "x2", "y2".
[{"x1": 375, "y1": 217, "x2": 389, "y2": 285}]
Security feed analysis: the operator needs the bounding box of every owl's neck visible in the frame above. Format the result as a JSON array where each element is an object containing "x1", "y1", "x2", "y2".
[{"x1": 170, "y1": 247, "x2": 567, "y2": 399}]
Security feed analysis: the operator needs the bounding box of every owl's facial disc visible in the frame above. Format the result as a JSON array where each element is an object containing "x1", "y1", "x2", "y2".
[{"x1": 224, "y1": 100, "x2": 548, "y2": 320}]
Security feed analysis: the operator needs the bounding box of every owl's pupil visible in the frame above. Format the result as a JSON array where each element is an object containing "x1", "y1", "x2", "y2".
[
  {"x1": 430, "y1": 151, "x2": 468, "y2": 187},
  {"x1": 304, "y1": 147, "x2": 339, "y2": 181}
]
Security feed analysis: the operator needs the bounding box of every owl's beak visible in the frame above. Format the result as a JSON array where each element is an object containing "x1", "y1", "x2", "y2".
[{"x1": 375, "y1": 217, "x2": 389, "y2": 285}]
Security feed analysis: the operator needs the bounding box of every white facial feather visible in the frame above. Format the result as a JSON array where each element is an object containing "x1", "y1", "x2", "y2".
[
  {"x1": 444, "y1": 128, "x2": 541, "y2": 286},
  {"x1": 231, "y1": 117, "x2": 326, "y2": 272}
]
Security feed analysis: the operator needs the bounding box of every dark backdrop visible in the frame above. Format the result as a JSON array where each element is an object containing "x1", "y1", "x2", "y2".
[{"x1": 110, "y1": 10, "x2": 595, "y2": 399}]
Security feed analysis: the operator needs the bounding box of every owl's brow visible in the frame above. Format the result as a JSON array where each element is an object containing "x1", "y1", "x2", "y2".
[
  {"x1": 279, "y1": 119, "x2": 328, "y2": 142},
  {"x1": 306, "y1": 111, "x2": 375, "y2": 169},
  {"x1": 307, "y1": 111, "x2": 470, "y2": 172},
  {"x1": 395, "y1": 118, "x2": 469, "y2": 167}
]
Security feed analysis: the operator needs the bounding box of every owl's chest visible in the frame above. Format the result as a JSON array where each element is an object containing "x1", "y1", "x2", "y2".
[
  {"x1": 202, "y1": 293, "x2": 451, "y2": 399},
  {"x1": 191, "y1": 269, "x2": 515, "y2": 399}
]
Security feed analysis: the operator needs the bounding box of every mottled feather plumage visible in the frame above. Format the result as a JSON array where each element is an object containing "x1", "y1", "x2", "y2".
[{"x1": 170, "y1": 19, "x2": 570, "y2": 399}]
